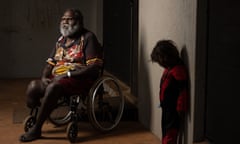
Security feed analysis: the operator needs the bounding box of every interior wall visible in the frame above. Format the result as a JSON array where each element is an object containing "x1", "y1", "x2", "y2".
[
  {"x1": 206, "y1": 1, "x2": 240, "y2": 143},
  {"x1": 138, "y1": 0, "x2": 197, "y2": 143},
  {"x1": 0, "y1": 0, "x2": 102, "y2": 78}
]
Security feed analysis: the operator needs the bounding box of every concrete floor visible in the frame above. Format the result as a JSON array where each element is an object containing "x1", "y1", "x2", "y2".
[
  {"x1": 0, "y1": 79, "x2": 162, "y2": 144},
  {"x1": 0, "y1": 79, "x2": 208, "y2": 144}
]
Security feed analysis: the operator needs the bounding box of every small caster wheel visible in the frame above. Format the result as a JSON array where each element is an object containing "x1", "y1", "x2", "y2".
[
  {"x1": 23, "y1": 115, "x2": 36, "y2": 132},
  {"x1": 67, "y1": 122, "x2": 78, "y2": 143}
]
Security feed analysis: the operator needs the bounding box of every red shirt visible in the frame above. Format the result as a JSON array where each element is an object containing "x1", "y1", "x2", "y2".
[{"x1": 159, "y1": 64, "x2": 188, "y2": 112}]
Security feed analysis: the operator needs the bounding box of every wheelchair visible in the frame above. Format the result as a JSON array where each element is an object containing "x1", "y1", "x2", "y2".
[{"x1": 23, "y1": 74, "x2": 125, "y2": 143}]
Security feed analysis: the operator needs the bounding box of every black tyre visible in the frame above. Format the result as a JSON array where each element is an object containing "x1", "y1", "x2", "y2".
[
  {"x1": 66, "y1": 122, "x2": 78, "y2": 143},
  {"x1": 48, "y1": 96, "x2": 72, "y2": 126},
  {"x1": 88, "y1": 75, "x2": 125, "y2": 132}
]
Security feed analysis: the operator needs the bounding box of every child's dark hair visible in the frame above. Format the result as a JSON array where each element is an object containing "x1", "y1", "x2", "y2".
[{"x1": 151, "y1": 40, "x2": 179, "y2": 62}]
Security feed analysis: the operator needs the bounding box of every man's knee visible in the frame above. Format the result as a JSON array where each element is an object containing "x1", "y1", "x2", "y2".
[
  {"x1": 26, "y1": 80, "x2": 44, "y2": 108},
  {"x1": 27, "y1": 80, "x2": 44, "y2": 92}
]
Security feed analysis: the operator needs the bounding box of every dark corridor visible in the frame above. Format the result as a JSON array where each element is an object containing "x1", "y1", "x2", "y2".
[{"x1": 103, "y1": 0, "x2": 138, "y2": 96}]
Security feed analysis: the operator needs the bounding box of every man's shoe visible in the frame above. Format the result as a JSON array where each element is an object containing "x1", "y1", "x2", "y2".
[{"x1": 19, "y1": 132, "x2": 41, "y2": 142}]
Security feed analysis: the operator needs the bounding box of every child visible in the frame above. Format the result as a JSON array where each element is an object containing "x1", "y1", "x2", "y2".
[{"x1": 151, "y1": 40, "x2": 188, "y2": 144}]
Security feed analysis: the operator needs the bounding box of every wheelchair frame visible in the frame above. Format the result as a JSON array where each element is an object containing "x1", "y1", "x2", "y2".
[{"x1": 23, "y1": 74, "x2": 125, "y2": 143}]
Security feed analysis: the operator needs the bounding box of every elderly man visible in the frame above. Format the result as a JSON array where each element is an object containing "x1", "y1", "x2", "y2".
[{"x1": 19, "y1": 8, "x2": 103, "y2": 142}]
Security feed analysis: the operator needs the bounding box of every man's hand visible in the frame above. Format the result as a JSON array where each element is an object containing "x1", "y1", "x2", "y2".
[
  {"x1": 52, "y1": 74, "x2": 67, "y2": 82},
  {"x1": 41, "y1": 77, "x2": 51, "y2": 85}
]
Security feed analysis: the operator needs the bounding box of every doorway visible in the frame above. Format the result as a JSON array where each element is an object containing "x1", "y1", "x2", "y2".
[{"x1": 103, "y1": 0, "x2": 138, "y2": 95}]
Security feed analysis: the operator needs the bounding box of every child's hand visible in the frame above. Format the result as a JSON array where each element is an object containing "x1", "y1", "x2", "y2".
[{"x1": 178, "y1": 111, "x2": 185, "y2": 119}]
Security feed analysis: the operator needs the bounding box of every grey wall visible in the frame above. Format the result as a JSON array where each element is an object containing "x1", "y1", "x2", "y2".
[
  {"x1": 138, "y1": 1, "x2": 197, "y2": 143},
  {"x1": 0, "y1": 0, "x2": 102, "y2": 78}
]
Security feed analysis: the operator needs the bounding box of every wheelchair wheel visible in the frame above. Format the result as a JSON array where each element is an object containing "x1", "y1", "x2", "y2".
[
  {"x1": 88, "y1": 75, "x2": 125, "y2": 132},
  {"x1": 67, "y1": 121, "x2": 78, "y2": 143},
  {"x1": 23, "y1": 115, "x2": 36, "y2": 132},
  {"x1": 48, "y1": 96, "x2": 72, "y2": 126}
]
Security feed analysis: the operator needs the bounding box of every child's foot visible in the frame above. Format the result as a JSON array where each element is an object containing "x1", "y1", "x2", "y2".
[{"x1": 19, "y1": 130, "x2": 41, "y2": 142}]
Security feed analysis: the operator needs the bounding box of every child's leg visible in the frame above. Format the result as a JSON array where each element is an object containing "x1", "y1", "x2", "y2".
[
  {"x1": 162, "y1": 109, "x2": 180, "y2": 144},
  {"x1": 162, "y1": 129, "x2": 178, "y2": 144}
]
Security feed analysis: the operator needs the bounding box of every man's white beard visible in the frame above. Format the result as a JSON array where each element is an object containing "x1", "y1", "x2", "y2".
[{"x1": 60, "y1": 23, "x2": 80, "y2": 37}]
